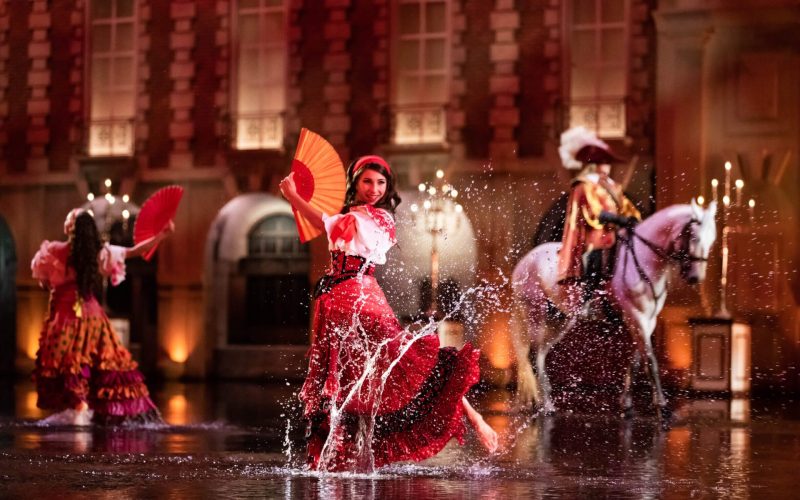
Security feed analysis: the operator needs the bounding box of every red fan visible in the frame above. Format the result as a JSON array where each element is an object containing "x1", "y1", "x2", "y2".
[
  {"x1": 133, "y1": 185, "x2": 184, "y2": 261},
  {"x1": 291, "y1": 128, "x2": 346, "y2": 242}
]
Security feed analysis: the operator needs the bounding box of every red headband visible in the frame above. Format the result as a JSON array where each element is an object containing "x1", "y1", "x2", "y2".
[{"x1": 351, "y1": 155, "x2": 391, "y2": 177}]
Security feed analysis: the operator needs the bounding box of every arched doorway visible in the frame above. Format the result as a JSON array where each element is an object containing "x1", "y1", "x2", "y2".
[
  {"x1": 231, "y1": 213, "x2": 310, "y2": 344},
  {"x1": 0, "y1": 216, "x2": 17, "y2": 374},
  {"x1": 204, "y1": 193, "x2": 311, "y2": 379}
]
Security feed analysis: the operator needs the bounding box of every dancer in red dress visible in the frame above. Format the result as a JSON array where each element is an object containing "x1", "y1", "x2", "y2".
[
  {"x1": 31, "y1": 209, "x2": 173, "y2": 426},
  {"x1": 280, "y1": 155, "x2": 498, "y2": 471}
]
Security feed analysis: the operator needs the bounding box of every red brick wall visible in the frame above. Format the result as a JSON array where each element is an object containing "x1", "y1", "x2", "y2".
[
  {"x1": 347, "y1": 0, "x2": 381, "y2": 157},
  {"x1": 146, "y1": 1, "x2": 173, "y2": 170},
  {"x1": 5, "y1": 0, "x2": 31, "y2": 172},
  {"x1": 193, "y1": 0, "x2": 221, "y2": 167},
  {"x1": 461, "y1": 1, "x2": 493, "y2": 159},
  {"x1": 296, "y1": 1, "x2": 328, "y2": 135},
  {"x1": 48, "y1": 0, "x2": 76, "y2": 171},
  {"x1": 516, "y1": 0, "x2": 548, "y2": 157}
]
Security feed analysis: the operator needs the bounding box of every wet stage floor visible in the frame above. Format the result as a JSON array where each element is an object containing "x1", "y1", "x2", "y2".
[{"x1": 1, "y1": 379, "x2": 798, "y2": 499}]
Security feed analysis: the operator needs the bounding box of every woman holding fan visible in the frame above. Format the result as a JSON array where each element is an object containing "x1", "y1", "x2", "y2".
[
  {"x1": 31, "y1": 209, "x2": 173, "y2": 426},
  {"x1": 280, "y1": 153, "x2": 497, "y2": 472}
]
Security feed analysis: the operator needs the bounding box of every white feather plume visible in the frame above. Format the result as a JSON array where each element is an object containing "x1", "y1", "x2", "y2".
[{"x1": 558, "y1": 126, "x2": 609, "y2": 170}]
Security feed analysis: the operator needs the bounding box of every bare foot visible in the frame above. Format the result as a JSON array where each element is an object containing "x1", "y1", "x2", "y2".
[
  {"x1": 462, "y1": 398, "x2": 499, "y2": 454},
  {"x1": 474, "y1": 416, "x2": 499, "y2": 454}
]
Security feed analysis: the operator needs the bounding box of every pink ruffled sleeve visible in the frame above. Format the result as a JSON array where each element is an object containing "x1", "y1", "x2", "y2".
[
  {"x1": 98, "y1": 243, "x2": 128, "y2": 286},
  {"x1": 31, "y1": 240, "x2": 68, "y2": 287}
]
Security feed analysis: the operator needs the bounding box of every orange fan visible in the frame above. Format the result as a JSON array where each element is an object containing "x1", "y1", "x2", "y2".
[
  {"x1": 133, "y1": 185, "x2": 184, "y2": 261},
  {"x1": 291, "y1": 128, "x2": 346, "y2": 242}
]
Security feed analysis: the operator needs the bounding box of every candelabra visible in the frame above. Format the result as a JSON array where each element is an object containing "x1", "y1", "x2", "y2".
[
  {"x1": 409, "y1": 169, "x2": 462, "y2": 316},
  {"x1": 83, "y1": 178, "x2": 138, "y2": 241},
  {"x1": 700, "y1": 161, "x2": 756, "y2": 319}
]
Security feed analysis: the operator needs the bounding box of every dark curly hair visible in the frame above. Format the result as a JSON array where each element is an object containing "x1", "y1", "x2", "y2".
[
  {"x1": 69, "y1": 212, "x2": 102, "y2": 299},
  {"x1": 342, "y1": 160, "x2": 402, "y2": 215}
]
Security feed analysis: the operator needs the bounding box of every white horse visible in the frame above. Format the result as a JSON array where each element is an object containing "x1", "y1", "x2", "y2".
[{"x1": 511, "y1": 200, "x2": 718, "y2": 416}]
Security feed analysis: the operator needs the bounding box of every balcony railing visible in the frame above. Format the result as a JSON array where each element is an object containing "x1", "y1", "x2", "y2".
[
  {"x1": 234, "y1": 112, "x2": 284, "y2": 151},
  {"x1": 568, "y1": 98, "x2": 626, "y2": 138},
  {"x1": 88, "y1": 118, "x2": 135, "y2": 157},
  {"x1": 392, "y1": 105, "x2": 447, "y2": 146}
]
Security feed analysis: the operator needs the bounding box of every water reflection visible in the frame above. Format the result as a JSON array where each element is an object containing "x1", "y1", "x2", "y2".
[{"x1": 0, "y1": 378, "x2": 797, "y2": 498}]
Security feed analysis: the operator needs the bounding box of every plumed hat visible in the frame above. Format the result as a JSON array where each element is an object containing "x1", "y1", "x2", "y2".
[{"x1": 558, "y1": 126, "x2": 623, "y2": 170}]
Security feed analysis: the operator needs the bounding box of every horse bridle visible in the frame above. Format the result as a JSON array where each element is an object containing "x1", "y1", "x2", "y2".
[{"x1": 619, "y1": 218, "x2": 708, "y2": 299}]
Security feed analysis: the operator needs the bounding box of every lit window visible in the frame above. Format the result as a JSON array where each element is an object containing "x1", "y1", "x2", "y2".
[
  {"x1": 248, "y1": 214, "x2": 306, "y2": 258},
  {"x1": 234, "y1": 0, "x2": 287, "y2": 150},
  {"x1": 88, "y1": 0, "x2": 136, "y2": 156},
  {"x1": 392, "y1": 0, "x2": 450, "y2": 145},
  {"x1": 566, "y1": 0, "x2": 628, "y2": 138}
]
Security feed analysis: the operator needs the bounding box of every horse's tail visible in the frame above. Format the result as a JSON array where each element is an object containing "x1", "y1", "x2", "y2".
[{"x1": 510, "y1": 294, "x2": 541, "y2": 409}]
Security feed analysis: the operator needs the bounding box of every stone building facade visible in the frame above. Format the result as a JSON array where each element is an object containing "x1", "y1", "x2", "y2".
[{"x1": 0, "y1": 0, "x2": 797, "y2": 393}]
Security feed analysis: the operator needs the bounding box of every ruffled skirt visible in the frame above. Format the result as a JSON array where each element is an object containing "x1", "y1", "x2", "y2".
[
  {"x1": 33, "y1": 285, "x2": 161, "y2": 424},
  {"x1": 299, "y1": 275, "x2": 480, "y2": 471}
]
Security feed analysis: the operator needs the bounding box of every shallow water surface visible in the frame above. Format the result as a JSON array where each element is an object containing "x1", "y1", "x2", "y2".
[{"x1": 1, "y1": 379, "x2": 798, "y2": 499}]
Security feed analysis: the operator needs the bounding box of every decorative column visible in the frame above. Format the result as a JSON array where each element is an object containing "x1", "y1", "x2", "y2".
[
  {"x1": 27, "y1": 0, "x2": 50, "y2": 173},
  {"x1": 69, "y1": 1, "x2": 85, "y2": 164},
  {"x1": 448, "y1": 1, "x2": 466, "y2": 157},
  {"x1": 488, "y1": 0, "x2": 519, "y2": 161},
  {"x1": 169, "y1": 1, "x2": 196, "y2": 170},
  {"x1": 322, "y1": 0, "x2": 351, "y2": 157}
]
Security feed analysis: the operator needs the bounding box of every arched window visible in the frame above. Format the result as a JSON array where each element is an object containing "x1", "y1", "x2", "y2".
[
  {"x1": 229, "y1": 214, "x2": 310, "y2": 345},
  {"x1": 247, "y1": 214, "x2": 306, "y2": 258}
]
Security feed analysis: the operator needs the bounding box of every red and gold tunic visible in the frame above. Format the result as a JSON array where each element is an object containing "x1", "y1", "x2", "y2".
[{"x1": 558, "y1": 173, "x2": 641, "y2": 281}]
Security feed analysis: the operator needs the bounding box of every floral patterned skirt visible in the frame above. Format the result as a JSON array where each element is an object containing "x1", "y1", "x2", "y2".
[{"x1": 33, "y1": 284, "x2": 161, "y2": 425}]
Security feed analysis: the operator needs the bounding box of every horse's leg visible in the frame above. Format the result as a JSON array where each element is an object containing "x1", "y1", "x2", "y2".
[
  {"x1": 512, "y1": 299, "x2": 541, "y2": 409},
  {"x1": 641, "y1": 325, "x2": 669, "y2": 418},
  {"x1": 626, "y1": 313, "x2": 668, "y2": 418},
  {"x1": 620, "y1": 350, "x2": 641, "y2": 418},
  {"x1": 535, "y1": 320, "x2": 565, "y2": 415}
]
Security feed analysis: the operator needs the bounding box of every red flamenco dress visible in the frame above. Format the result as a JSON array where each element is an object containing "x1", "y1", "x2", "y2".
[
  {"x1": 299, "y1": 205, "x2": 481, "y2": 471},
  {"x1": 31, "y1": 240, "x2": 161, "y2": 424}
]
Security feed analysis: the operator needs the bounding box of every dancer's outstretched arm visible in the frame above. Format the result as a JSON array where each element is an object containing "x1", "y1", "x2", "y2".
[
  {"x1": 125, "y1": 220, "x2": 174, "y2": 259},
  {"x1": 462, "y1": 397, "x2": 499, "y2": 453},
  {"x1": 279, "y1": 173, "x2": 325, "y2": 231}
]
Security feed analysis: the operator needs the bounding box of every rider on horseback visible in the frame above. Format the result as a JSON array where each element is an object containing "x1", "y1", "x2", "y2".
[{"x1": 556, "y1": 126, "x2": 641, "y2": 318}]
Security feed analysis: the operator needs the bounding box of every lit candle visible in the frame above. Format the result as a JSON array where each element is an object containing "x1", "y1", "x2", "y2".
[
  {"x1": 724, "y1": 161, "x2": 732, "y2": 207},
  {"x1": 711, "y1": 178, "x2": 719, "y2": 203},
  {"x1": 723, "y1": 195, "x2": 730, "y2": 207},
  {"x1": 697, "y1": 195, "x2": 705, "y2": 206},
  {"x1": 735, "y1": 179, "x2": 744, "y2": 206},
  {"x1": 748, "y1": 199, "x2": 755, "y2": 225}
]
